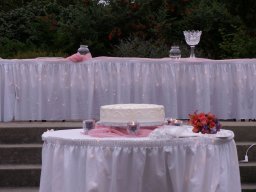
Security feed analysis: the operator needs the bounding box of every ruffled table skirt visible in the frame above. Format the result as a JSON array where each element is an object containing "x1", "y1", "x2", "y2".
[
  {"x1": 1, "y1": 57, "x2": 256, "y2": 121},
  {"x1": 39, "y1": 129, "x2": 241, "y2": 192}
]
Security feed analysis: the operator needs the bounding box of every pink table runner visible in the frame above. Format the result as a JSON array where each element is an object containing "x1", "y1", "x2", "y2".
[
  {"x1": 66, "y1": 53, "x2": 92, "y2": 62},
  {"x1": 88, "y1": 125, "x2": 158, "y2": 137}
]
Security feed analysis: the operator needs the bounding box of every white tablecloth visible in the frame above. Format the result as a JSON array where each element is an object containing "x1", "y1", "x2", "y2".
[
  {"x1": 40, "y1": 128, "x2": 241, "y2": 192},
  {"x1": 0, "y1": 61, "x2": 15, "y2": 121},
  {"x1": 1, "y1": 57, "x2": 256, "y2": 121}
]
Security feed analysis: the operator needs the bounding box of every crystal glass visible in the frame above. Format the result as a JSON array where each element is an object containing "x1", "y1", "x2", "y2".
[
  {"x1": 127, "y1": 121, "x2": 140, "y2": 135},
  {"x1": 169, "y1": 46, "x2": 181, "y2": 59},
  {"x1": 83, "y1": 119, "x2": 95, "y2": 134},
  {"x1": 183, "y1": 30, "x2": 202, "y2": 58},
  {"x1": 78, "y1": 45, "x2": 90, "y2": 55},
  {"x1": 166, "y1": 118, "x2": 183, "y2": 126}
]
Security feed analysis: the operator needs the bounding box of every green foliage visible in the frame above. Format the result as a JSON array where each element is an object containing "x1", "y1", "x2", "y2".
[
  {"x1": 173, "y1": 0, "x2": 243, "y2": 59},
  {"x1": 0, "y1": 0, "x2": 32, "y2": 11},
  {"x1": 111, "y1": 36, "x2": 169, "y2": 58},
  {"x1": 0, "y1": 0, "x2": 255, "y2": 59},
  {"x1": 223, "y1": 0, "x2": 256, "y2": 30},
  {"x1": 55, "y1": 2, "x2": 114, "y2": 56},
  {"x1": 220, "y1": 26, "x2": 256, "y2": 58},
  {"x1": 0, "y1": 37, "x2": 67, "y2": 59},
  {"x1": 0, "y1": 1, "x2": 64, "y2": 58},
  {"x1": 14, "y1": 49, "x2": 67, "y2": 59},
  {"x1": 0, "y1": 38, "x2": 26, "y2": 58}
]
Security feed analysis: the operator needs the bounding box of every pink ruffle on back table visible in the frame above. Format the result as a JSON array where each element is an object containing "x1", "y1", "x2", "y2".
[
  {"x1": 66, "y1": 53, "x2": 92, "y2": 62},
  {"x1": 88, "y1": 125, "x2": 157, "y2": 137}
]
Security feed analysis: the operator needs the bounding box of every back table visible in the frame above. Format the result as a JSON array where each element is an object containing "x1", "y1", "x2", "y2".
[{"x1": 1, "y1": 57, "x2": 256, "y2": 121}]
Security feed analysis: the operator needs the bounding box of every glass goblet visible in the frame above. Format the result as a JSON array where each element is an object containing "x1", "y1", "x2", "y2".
[{"x1": 183, "y1": 30, "x2": 202, "y2": 58}]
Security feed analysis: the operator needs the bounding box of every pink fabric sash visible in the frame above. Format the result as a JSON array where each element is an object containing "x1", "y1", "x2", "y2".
[
  {"x1": 88, "y1": 125, "x2": 157, "y2": 137},
  {"x1": 66, "y1": 53, "x2": 92, "y2": 62}
]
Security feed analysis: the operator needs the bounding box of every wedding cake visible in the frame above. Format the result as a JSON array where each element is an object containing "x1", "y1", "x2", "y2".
[{"x1": 99, "y1": 104, "x2": 165, "y2": 126}]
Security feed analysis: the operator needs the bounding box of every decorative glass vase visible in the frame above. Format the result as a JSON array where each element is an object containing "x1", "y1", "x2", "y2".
[
  {"x1": 169, "y1": 46, "x2": 181, "y2": 59},
  {"x1": 78, "y1": 45, "x2": 90, "y2": 55}
]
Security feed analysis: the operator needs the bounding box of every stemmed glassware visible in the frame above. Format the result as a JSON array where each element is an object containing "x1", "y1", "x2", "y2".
[{"x1": 183, "y1": 30, "x2": 202, "y2": 58}]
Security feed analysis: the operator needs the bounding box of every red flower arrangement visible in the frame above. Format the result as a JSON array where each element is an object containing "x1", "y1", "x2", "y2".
[{"x1": 189, "y1": 111, "x2": 221, "y2": 134}]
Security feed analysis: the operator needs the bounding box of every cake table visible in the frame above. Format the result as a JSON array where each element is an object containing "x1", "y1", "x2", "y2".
[{"x1": 39, "y1": 128, "x2": 241, "y2": 192}]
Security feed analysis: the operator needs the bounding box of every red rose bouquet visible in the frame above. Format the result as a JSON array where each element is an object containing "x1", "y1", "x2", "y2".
[{"x1": 189, "y1": 111, "x2": 221, "y2": 134}]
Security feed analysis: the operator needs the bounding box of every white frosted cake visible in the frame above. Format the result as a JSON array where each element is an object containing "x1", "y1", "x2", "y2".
[{"x1": 99, "y1": 104, "x2": 165, "y2": 126}]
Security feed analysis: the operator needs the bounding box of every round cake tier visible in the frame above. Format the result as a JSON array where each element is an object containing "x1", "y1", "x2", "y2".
[{"x1": 99, "y1": 104, "x2": 165, "y2": 127}]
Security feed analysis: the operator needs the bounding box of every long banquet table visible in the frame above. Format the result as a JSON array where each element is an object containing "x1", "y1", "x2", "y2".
[
  {"x1": 39, "y1": 128, "x2": 241, "y2": 192},
  {"x1": 1, "y1": 57, "x2": 256, "y2": 121}
]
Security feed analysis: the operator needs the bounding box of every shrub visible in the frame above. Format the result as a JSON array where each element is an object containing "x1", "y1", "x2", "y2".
[
  {"x1": 0, "y1": 0, "x2": 255, "y2": 59},
  {"x1": 111, "y1": 36, "x2": 169, "y2": 58},
  {"x1": 173, "y1": 0, "x2": 243, "y2": 59},
  {"x1": 0, "y1": 37, "x2": 26, "y2": 58},
  {"x1": 14, "y1": 49, "x2": 67, "y2": 59},
  {"x1": 220, "y1": 26, "x2": 256, "y2": 58}
]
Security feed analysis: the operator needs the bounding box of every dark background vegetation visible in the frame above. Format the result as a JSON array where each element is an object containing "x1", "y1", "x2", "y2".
[{"x1": 0, "y1": 0, "x2": 255, "y2": 59}]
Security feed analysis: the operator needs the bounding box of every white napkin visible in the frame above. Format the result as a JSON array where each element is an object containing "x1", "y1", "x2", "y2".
[
  {"x1": 149, "y1": 125, "x2": 234, "y2": 139},
  {"x1": 149, "y1": 125, "x2": 197, "y2": 139}
]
